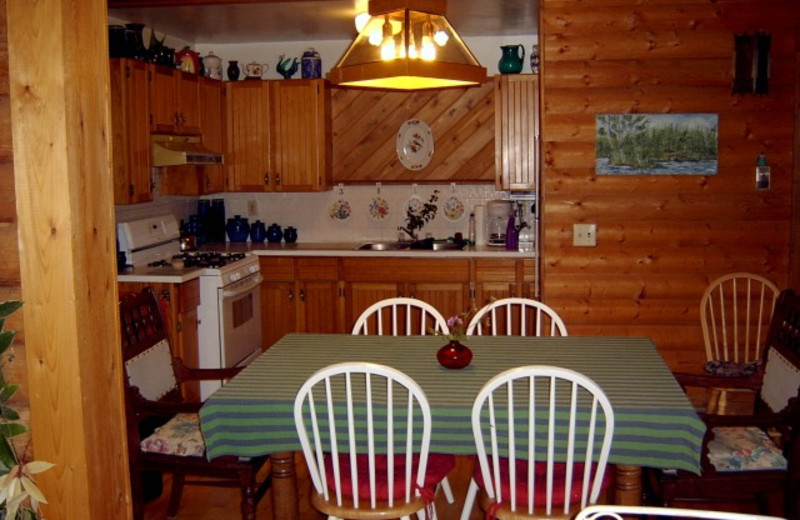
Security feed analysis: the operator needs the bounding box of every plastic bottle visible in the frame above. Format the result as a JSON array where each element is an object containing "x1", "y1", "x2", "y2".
[
  {"x1": 468, "y1": 212, "x2": 476, "y2": 245},
  {"x1": 505, "y1": 210, "x2": 519, "y2": 250}
]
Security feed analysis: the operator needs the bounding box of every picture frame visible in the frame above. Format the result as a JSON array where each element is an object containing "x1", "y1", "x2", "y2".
[{"x1": 595, "y1": 114, "x2": 718, "y2": 175}]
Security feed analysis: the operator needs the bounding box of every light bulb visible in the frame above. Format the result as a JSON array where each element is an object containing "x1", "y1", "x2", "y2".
[
  {"x1": 355, "y1": 12, "x2": 370, "y2": 33},
  {"x1": 421, "y1": 35, "x2": 435, "y2": 60},
  {"x1": 380, "y1": 17, "x2": 395, "y2": 60},
  {"x1": 368, "y1": 29, "x2": 382, "y2": 46},
  {"x1": 434, "y1": 29, "x2": 449, "y2": 47},
  {"x1": 408, "y1": 42, "x2": 418, "y2": 59}
]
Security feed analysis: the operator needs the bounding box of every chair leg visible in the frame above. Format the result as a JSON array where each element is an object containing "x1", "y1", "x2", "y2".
[
  {"x1": 707, "y1": 388, "x2": 721, "y2": 414},
  {"x1": 440, "y1": 476, "x2": 455, "y2": 504},
  {"x1": 459, "y1": 478, "x2": 478, "y2": 520},
  {"x1": 717, "y1": 389, "x2": 728, "y2": 414},
  {"x1": 240, "y1": 483, "x2": 257, "y2": 520},
  {"x1": 167, "y1": 473, "x2": 185, "y2": 519}
]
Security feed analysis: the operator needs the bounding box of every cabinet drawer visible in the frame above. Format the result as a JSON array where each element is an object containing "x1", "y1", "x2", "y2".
[
  {"x1": 342, "y1": 258, "x2": 470, "y2": 283},
  {"x1": 296, "y1": 258, "x2": 339, "y2": 280},
  {"x1": 260, "y1": 257, "x2": 296, "y2": 281}
]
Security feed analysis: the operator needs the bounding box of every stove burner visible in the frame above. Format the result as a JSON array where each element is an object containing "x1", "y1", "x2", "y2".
[
  {"x1": 171, "y1": 252, "x2": 248, "y2": 269},
  {"x1": 147, "y1": 260, "x2": 173, "y2": 268}
]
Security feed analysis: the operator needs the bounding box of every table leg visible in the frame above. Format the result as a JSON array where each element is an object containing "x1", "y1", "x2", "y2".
[
  {"x1": 615, "y1": 465, "x2": 642, "y2": 505},
  {"x1": 271, "y1": 451, "x2": 299, "y2": 520}
]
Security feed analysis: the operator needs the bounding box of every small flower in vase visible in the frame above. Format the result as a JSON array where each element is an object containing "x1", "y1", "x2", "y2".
[{"x1": 433, "y1": 310, "x2": 474, "y2": 369}]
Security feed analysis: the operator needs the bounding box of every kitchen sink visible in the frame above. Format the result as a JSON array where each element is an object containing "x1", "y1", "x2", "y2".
[
  {"x1": 356, "y1": 240, "x2": 465, "y2": 251},
  {"x1": 356, "y1": 242, "x2": 411, "y2": 251}
]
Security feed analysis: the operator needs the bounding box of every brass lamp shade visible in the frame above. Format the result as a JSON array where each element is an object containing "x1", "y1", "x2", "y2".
[{"x1": 330, "y1": 0, "x2": 487, "y2": 90}]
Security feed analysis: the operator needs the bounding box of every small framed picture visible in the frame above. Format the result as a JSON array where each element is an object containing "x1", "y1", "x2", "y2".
[{"x1": 756, "y1": 166, "x2": 771, "y2": 190}]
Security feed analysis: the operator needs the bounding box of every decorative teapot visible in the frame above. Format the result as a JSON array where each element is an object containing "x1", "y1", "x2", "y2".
[
  {"x1": 276, "y1": 54, "x2": 300, "y2": 79},
  {"x1": 244, "y1": 61, "x2": 268, "y2": 79}
]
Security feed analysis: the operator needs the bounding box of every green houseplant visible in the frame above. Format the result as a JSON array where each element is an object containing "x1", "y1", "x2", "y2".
[{"x1": 0, "y1": 301, "x2": 52, "y2": 519}]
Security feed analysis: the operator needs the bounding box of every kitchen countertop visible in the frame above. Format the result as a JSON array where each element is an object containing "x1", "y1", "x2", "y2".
[
  {"x1": 117, "y1": 242, "x2": 535, "y2": 283},
  {"x1": 207, "y1": 241, "x2": 535, "y2": 259}
]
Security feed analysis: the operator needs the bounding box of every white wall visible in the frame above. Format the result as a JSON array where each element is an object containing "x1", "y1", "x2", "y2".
[{"x1": 193, "y1": 35, "x2": 537, "y2": 80}]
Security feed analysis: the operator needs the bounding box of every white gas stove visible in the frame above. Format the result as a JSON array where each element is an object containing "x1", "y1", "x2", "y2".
[{"x1": 117, "y1": 215, "x2": 263, "y2": 399}]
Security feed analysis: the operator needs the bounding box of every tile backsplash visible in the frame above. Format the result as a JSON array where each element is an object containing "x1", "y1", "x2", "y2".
[{"x1": 115, "y1": 177, "x2": 515, "y2": 244}]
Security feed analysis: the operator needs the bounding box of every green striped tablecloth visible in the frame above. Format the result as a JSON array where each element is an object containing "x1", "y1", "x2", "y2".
[{"x1": 199, "y1": 333, "x2": 704, "y2": 474}]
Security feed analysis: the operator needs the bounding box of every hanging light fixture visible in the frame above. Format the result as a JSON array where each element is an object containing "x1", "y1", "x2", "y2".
[{"x1": 331, "y1": 0, "x2": 487, "y2": 90}]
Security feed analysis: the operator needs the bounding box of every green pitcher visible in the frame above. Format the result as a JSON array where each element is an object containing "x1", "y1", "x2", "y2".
[{"x1": 498, "y1": 44, "x2": 525, "y2": 74}]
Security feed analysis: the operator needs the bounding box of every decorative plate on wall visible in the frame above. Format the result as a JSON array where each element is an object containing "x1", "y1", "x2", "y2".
[
  {"x1": 368, "y1": 196, "x2": 390, "y2": 221},
  {"x1": 396, "y1": 119, "x2": 434, "y2": 171},
  {"x1": 443, "y1": 196, "x2": 466, "y2": 222}
]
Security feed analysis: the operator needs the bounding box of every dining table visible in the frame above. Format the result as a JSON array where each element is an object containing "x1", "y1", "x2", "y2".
[{"x1": 199, "y1": 333, "x2": 705, "y2": 520}]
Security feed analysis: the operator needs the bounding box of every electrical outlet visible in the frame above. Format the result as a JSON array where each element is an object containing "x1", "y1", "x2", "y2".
[
  {"x1": 573, "y1": 223, "x2": 597, "y2": 247},
  {"x1": 247, "y1": 200, "x2": 257, "y2": 217}
]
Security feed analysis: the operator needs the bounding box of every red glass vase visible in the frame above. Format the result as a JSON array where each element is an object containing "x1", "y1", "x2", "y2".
[{"x1": 437, "y1": 339, "x2": 473, "y2": 369}]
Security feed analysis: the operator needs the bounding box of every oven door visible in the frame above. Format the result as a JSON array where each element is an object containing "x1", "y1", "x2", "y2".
[{"x1": 219, "y1": 272, "x2": 263, "y2": 367}]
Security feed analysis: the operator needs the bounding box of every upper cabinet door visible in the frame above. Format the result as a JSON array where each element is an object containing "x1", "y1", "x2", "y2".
[
  {"x1": 110, "y1": 58, "x2": 152, "y2": 205},
  {"x1": 271, "y1": 79, "x2": 331, "y2": 192},
  {"x1": 494, "y1": 74, "x2": 539, "y2": 191},
  {"x1": 226, "y1": 81, "x2": 272, "y2": 192},
  {"x1": 149, "y1": 65, "x2": 201, "y2": 135}
]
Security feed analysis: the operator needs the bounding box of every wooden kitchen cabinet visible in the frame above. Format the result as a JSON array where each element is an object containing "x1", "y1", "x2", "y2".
[
  {"x1": 227, "y1": 79, "x2": 331, "y2": 192},
  {"x1": 150, "y1": 64, "x2": 201, "y2": 135},
  {"x1": 473, "y1": 258, "x2": 536, "y2": 308},
  {"x1": 159, "y1": 76, "x2": 226, "y2": 196},
  {"x1": 110, "y1": 58, "x2": 153, "y2": 205},
  {"x1": 259, "y1": 257, "x2": 342, "y2": 347},
  {"x1": 342, "y1": 258, "x2": 471, "y2": 328},
  {"x1": 259, "y1": 257, "x2": 297, "y2": 348},
  {"x1": 495, "y1": 74, "x2": 539, "y2": 191},
  {"x1": 118, "y1": 279, "x2": 201, "y2": 400},
  {"x1": 259, "y1": 256, "x2": 533, "y2": 346}
]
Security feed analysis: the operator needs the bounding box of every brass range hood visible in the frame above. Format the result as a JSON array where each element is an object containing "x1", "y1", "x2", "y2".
[
  {"x1": 151, "y1": 134, "x2": 224, "y2": 167},
  {"x1": 330, "y1": 0, "x2": 486, "y2": 90}
]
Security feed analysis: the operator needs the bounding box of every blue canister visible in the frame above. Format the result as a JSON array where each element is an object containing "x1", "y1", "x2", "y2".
[
  {"x1": 250, "y1": 221, "x2": 267, "y2": 243},
  {"x1": 301, "y1": 48, "x2": 321, "y2": 79},
  {"x1": 266, "y1": 223, "x2": 283, "y2": 243}
]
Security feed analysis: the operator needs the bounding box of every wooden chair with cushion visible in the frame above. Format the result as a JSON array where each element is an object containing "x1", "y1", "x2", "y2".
[
  {"x1": 120, "y1": 287, "x2": 270, "y2": 520},
  {"x1": 352, "y1": 296, "x2": 450, "y2": 336},
  {"x1": 294, "y1": 361, "x2": 456, "y2": 520},
  {"x1": 460, "y1": 365, "x2": 615, "y2": 520},
  {"x1": 466, "y1": 297, "x2": 568, "y2": 337},
  {"x1": 700, "y1": 273, "x2": 779, "y2": 414},
  {"x1": 575, "y1": 504, "x2": 783, "y2": 520},
  {"x1": 648, "y1": 289, "x2": 800, "y2": 518}
]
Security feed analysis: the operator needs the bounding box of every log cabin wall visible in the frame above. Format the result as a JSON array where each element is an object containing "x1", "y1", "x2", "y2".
[
  {"x1": 540, "y1": 0, "x2": 798, "y2": 371},
  {"x1": 0, "y1": 1, "x2": 27, "y2": 413}
]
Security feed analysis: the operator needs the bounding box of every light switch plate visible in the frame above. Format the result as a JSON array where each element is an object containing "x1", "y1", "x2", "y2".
[{"x1": 573, "y1": 223, "x2": 597, "y2": 247}]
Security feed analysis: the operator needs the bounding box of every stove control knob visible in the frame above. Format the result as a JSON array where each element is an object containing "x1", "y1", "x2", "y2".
[
  {"x1": 229, "y1": 272, "x2": 241, "y2": 283},
  {"x1": 248, "y1": 265, "x2": 258, "y2": 274}
]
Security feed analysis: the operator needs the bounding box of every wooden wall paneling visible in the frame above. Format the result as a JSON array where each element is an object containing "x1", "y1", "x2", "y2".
[
  {"x1": 792, "y1": 24, "x2": 800, "y2": 290},
  {"x1": 6, "y1": 0, "x2": 131, "y2": 517},
  {"x1": 330, "y1": 80, "x2": 495, "y2": 183},
  {"x1": 540, "y1": 0, "x2": 796, "y2": 371}
]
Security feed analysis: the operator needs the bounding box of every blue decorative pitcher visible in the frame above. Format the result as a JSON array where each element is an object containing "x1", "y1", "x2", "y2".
[{"x1": 498, "y1": 44, "x2": 525, "y2": 74}]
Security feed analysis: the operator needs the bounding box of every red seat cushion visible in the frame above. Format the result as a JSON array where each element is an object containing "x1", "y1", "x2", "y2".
[
  {"x1": 474, "y1": 456, "x2": 610, "y2": 507},
  {"x1": 323, "y1": 452, "x2": 455, "y2": 500}
]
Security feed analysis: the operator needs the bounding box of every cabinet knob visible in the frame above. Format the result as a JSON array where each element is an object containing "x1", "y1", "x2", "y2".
[
  {"x1": 299, "y1": 289, "x2": 305, "y2": 301},
  {"x1": 288, "y1": 289, "x2": 294, "y2": 302},
  {"x1": 275, "y1": 174, "x2": 281, "y2": 185},
  {"x1": 263, "y1": 173, "x2": 269, "y2": 185}
]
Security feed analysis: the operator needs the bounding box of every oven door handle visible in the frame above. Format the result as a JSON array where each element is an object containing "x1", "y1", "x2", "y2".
[{"x1": 222, "y1": 275, "x2": 264, "y2": 299}]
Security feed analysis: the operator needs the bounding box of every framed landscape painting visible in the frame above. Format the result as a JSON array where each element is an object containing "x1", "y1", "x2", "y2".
[{"x1": 596, "y1": 114, "x2": 718, "y2": 175}]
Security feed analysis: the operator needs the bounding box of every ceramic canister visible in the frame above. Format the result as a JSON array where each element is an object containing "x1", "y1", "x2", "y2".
[
  {"x1": 204, "y1": 52, "x2": 223, "y2": 80},
  {"x1": 301, "y1": 48, "x2": 321, "y2": 79}
]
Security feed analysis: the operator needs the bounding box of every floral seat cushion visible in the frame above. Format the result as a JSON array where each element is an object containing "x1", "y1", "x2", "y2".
[
  {"x1": 704, "y1": 360, "x2": 760, "y2": 377},
  {"x1": 140, "y1": 412, "x2": 205, "y2": 457},
  {"x1": 707, "y1": 426, "x2": 787, "y2": 472}
]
